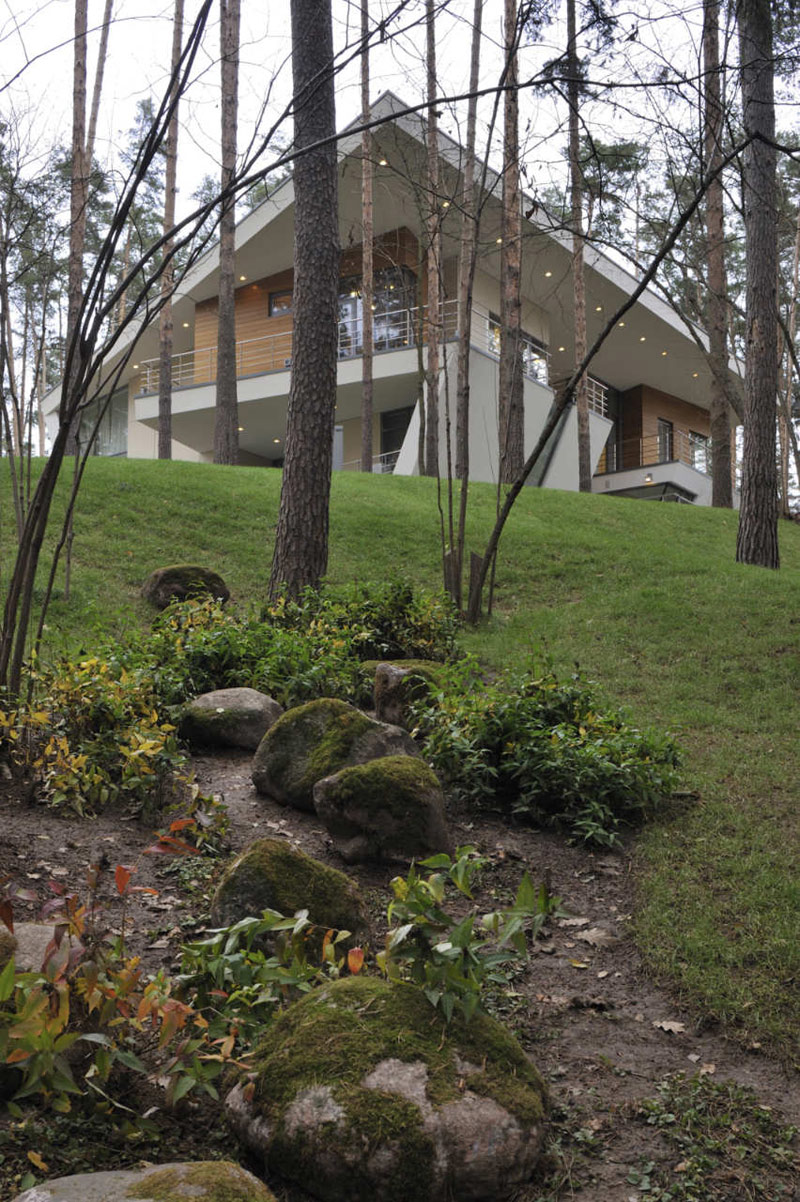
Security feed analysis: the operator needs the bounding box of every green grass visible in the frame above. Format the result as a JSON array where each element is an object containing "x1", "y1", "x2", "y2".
[{"x1": 4, "y1": 457, "x2": 800, "y2": 1056}]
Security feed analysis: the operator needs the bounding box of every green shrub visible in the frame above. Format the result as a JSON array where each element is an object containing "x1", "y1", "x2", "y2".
[{"x1": 411, "y1": 662, "x2": 680, "y2": 846}]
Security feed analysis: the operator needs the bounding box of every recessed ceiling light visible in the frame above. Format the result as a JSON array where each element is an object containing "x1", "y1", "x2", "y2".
[
  {"x1": 618, "y1": 321, "x2": 625, "y2": 328},
  {"x1": 239, "y1": 274, "x2": 247, "y2": 282},
  {"x1": 639, "y1": 336, "x2": 646, "y2": 342},
  {"x1": 558, "y1": 345, "x2": 566, "y2": 352},
  {"x1": 238, "y1": 426, "x2": 244, "y2": 431},
  {"x1": 544, "y1": 270, "x2": 552, "y2": 278},
  {"x1": 442, "y1": 200, "x2": 450, "y2": 208},
  {"x1": 496, "y1": 237, "x2": 503, "y2": 244},
  {"x1": 378, "y1": 158, "x2": 388, "y2": 166},
  {"x1": 693, "y1": 371, "x2": 699, "y2": 378},
  {"x1": 595, "y1": 305, "x2": 602, "y2": 312},
  {"x1": 132, "y1": 363, "x2": 139, "y2": 369},
  {"x1": 273, "y1": 437, "x2": 281, "y2": 444},
  {"x1": 661, "y1": 350, "x2": 667, "y2": 356},
  {"x1": 182, "y1": 321, "x2": 190, "y2": 328}
]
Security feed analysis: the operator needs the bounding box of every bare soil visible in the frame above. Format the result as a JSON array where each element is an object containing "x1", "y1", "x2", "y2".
[{"x1": 1, "y1": 753, "x2": 798, "y2": 1202}]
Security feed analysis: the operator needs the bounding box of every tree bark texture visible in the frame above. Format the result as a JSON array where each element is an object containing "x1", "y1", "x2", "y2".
[
  {"x1": 423, "y1": 0, "x2": 440, "y2": 478},
  {"x1": 735, "y1": 0, "x2": 779, "y2": 568},
  {"x1": 567, "y1": 0, "x2": 591, "y2": 492},
  {"x1": 214, "y1": 0, "x2": 241, "y2": 464},
  {"x1": 703, "y1": 0, "x2": 733, "y2": 507},
  {"x1": 158, "y1": 0, "x2": 184, "y2": 460},
  {"x1": 455, "y1": 0, "x2": 482, "y2": 485},
  {"x1": 499, "y1": 0, "x2": 524, "y2": 484},
  {"x1": 269, "y1": 0, "x2": 338, "y2": 598},
  {"x1": 360, "y1": 0, "x2": 374, "y2": 472},
  {"x1": 63, "y1": 0, "x2": 89, "y2": 454}
]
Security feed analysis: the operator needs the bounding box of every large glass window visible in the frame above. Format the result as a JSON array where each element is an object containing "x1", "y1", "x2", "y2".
[
  {"x1": 689, "y1": 430, "x2": 709, "y2": 473},
  {"x1": 487, "y1": 314, "x2": 549, "y2": 385},
  {"x1": 80, "y1": 387, "x2": 128, "y2": 457},
  {"x1": 338, "y1": 266, "x2": 417, "y2": 358},
  {"x1": 657, "y1": 418, "x2": 674, "y2": 462}
]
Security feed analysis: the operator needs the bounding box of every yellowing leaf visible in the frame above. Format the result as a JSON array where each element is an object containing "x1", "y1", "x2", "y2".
[
  {"x1": 653, "y1": 1019, "x2": 686, "y2": 1034},
  {"x1": 347, "y1": 947, "x2": 365, "y2": 975},
  {"x1": 27, "y1": 1151, "x2": 49, "y2": 1172}
]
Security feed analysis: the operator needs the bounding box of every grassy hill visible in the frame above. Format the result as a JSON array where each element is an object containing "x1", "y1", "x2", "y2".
[{"x1": 5, "y1": 456, "x2": 800, "y2": 1057}]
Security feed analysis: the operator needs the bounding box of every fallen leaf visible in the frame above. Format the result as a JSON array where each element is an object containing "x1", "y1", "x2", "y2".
[
  {"x1": 699, "y1": 1062, "x2": 716, "y2": 1076},
  {"x1": 597, "y1": 970, "x2": 610, "y2": 979},
  {"x1": 687, "y1": 1053, "x2": 701, "y2": 1063},
  {"x1": 634, "y1": 1013, "x2": 645, "y2": 1023},
  {"x1": 675, "y1": 1161, "x2": 689, "y2": 1173},
  {"x1": 653, "y1": 1020, "x2": 686, "y2": 1034},
  {"x1": 569, "y1": 960, "x2": 590, "y2": 970},
  {"x1": 27, "y1": 1151, "x2": 49, "y2": 1172},
  {"x1": 577, "y1": 927, "x2": 620, "y2": 948},
  {"x1": 559, "y1": 916, "x2": 590, "y2": 928}
]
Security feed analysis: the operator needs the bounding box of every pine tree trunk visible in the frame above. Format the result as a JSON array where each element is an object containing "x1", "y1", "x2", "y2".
[
  {"x1": 360, "y1": 0, "x2": 374, "y2": 473},
  {"x1": 423, "y1": 0, "x2": 440, "y2": 478},
  {"x1": 703, "y1": 0, "x2": 733, "y2": 507},
  {"x1": 215, "y1": 0, "x2": 241, "y2": 464},
  {"x1": 735, "y1": 0, "x2": 779, "y2": 568},
  {"x1": 269, "y1": 0, "x2": 338, "y2": 598},
  {"x1": 158, "y1": 0, "x2": 184, "y2": 461},
  {"x1": 64, "y1": 0, "x2": 89, "y2": 458},
  {"x1": 499, "y1": 0, "x2": 523, "y2": 484},
  {"x1": 455, "y1": 0, "x2": 482, "y2": 485},
  {"x1": 568, "y1": 0, "x2": 591, "y2": 492}
]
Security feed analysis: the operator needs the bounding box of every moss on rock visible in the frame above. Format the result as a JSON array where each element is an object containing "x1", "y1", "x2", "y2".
[
  {"x1": 124, "y1": 1161, "x2": 276, "y2": 1201},
  {"x1": 252, "y1": 698, "x2": 417, "y2": 811},
  {"x1": 313, "y1": 755, "x2": 452, "y2": 863},
  {"x1": 228, "y1": 976, "x2": 546, "y2": 1202},
  {"x1": 141, "y1": 565, "x2": 230, "y2": 609},
  {"x1": 210, "y1": 838, "x2": 367, "y2": 937}
]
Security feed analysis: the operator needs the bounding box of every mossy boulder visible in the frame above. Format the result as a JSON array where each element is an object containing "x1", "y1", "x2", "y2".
[
  {"x1": 11, "y1": 1161, "x2": 276, "y2": 1202},
  {"x1": 180, "y1": 688, "x2": 283, "y2": 751},
  {"x1": 141, "y1": 564, "x2": 230, "y2": 609},
  {"x1": 210, "y1": 838, "x2": 368, "y2": 941},
  {"x1": 226, "y1": 976, "x2": 546, "y2": 1202},
  {"x1": 371, "y1": 660, "x2": 447, "y2": 728},
  {"x1": 251, "y1": 698, "x2": 419, "y2": 812},
  {"x1": 313, "y1": 756, "x2": 453, "y2": 864}
]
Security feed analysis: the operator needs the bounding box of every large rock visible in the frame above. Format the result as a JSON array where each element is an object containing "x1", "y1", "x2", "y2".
[
  {"x1": 210, "y1": 838, "x2": 368, "y2": 941},
  {"x1": 313, "y1": 756, "x2": 453, "y2": 864},
  {"x1": 0, "y1": 922, "x2": 68, "y2": 973},
  {"x1": 371, "y1": 660, "x2": 447, "y2": 728},
  {"x1": 226, "y1": 977, "x2": 546, "y2": 1202},
  {"x1": 141, "y1": 565, "x2": 230, "y2": 609},
  {"x1": 179, "y1": 688, "x2": 283, "y2": 751},
  {"x1": 251, "y1": 698, "x2": 419, "y2": 812},
  {"x1": 11, "y1": 1161, "x2": 276, "y2": 1202}
]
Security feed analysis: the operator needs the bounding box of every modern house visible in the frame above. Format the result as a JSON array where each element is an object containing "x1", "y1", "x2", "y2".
[{"x1": 44, "y1": 92, "x2": 742, "y2": 505}]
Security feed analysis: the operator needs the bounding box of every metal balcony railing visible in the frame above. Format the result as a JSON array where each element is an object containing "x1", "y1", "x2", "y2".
[
  {"x1": 134, "y1": 299, "x2": 571, "y2": 396},
  {"x1": 137, "y1": 301, "x2": 460, "y2": 394},
  {"x1": 598, "y1": 430, "x2": 711, "y2": 476}
]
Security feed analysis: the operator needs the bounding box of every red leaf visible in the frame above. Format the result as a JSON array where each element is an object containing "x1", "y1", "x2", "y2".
[
  {"x1": 167, "y1": 819, "x2": 196, "y2": 832},
  {"x1": 143, "y1": 836, "x2": 200, "y2": 857},
  {"x1": 115, "y1": 865, "x2": 133, "y2": 895},
  {"x1": 0, "y1": 899, "x2": 14, "y2": 934},
  {"x1": 127, "y1": 886, "x2": 159, "y2": 895},
  {"x1": 347, "y1": 947, "x2": 365, "y2": 975}
]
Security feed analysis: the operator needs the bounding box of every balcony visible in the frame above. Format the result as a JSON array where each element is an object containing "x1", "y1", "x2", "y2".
[
  {"x1": 135, "y1": 301, "x2": 579, "y2": 398},
  {"x1": 598, "y1": 430, "x2": 711, "y2": 476},
  {"x1": 138, "y1": 301, "x2": 459, "y2": 394}
]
